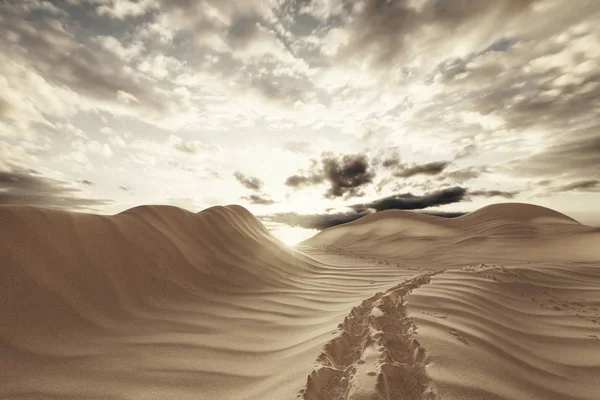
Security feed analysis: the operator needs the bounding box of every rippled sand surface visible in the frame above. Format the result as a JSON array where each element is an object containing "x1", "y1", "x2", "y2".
[{"x1": 1, "y1": 203, "x2": 598, "y2": 399}]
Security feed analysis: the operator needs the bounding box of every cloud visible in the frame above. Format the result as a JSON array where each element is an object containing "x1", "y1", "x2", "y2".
[
  {"x1": 169, "y1": 135, "x2": 220, "y2": 154},
  {"x1": 0, "y1": 4, "x2": 194, "y2": 133},
  {"x1": 393, "y1": 161, "x2": 451, "y2": 178},
  {"x1": 285, "y1": 174, "x2": 324, "y2": 188},
  {"x1": 454, "y1": 143, "x2": 478, "y2": 159},
  {"x1": 469, "y1": 189, "x2": 518, "y2": 198},
  {"x1": 0, "y1": 14, "x2": 165, "y2": 110},
  {"x1": 555, "y1": 180, "x2": 600, "y2": 192},
  {"x1": 233, "y1": 171, "x2": 263, "y2": 191},
  {"x1": 264, "y1": 210, "x2": 369, "y2": 230},
  {"x1": 439, "y1": 166, "x2": 487, "y2": 184},
  {"x1": 1, "y1": 0, "x2": 598, "y2": 224},
  {"x1": 285, "y1": 153, "x2": 375, "y2": 198},
  {"x1": 374, "y1": 149, "x2": 401, "y2": 168},
  {"x1": 241, "y1": 194, "x2": 275, "y2": 205},
  {"x1": 350, "y1": 186, "x2": 467, "y2": 212},
  {"x1": 514, "y1": 134, "x2": 600, "y2": 179},
  {"x1": 320, "y1": 0, "x2": 539, "y2": 69},
  {"x1": 0, "y1": 166, "x2": 112, "y2": 210},
  {"x1": 382, "y1": 157, "x2": 401, "y2": 168},
  {"x1": 72, "y1": 139, "x2": 115, "y2": 159},
  {"x1": 373, "y1": 147, "x2": 450, "y2": 178},
  {"x1": 283, "y1": 140, "x2": 311, "y2": 153},
  {"x1": 95, "y1": 0, "x2": 158, "y2": 19},
  {"x1": 321, "y1": 153, "x2": 375, "y2": 198}
]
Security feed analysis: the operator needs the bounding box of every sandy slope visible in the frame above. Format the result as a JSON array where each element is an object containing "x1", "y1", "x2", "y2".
[
  {"x1": 1, "y1": 203, "x2": 599, "y2": 399},
  {"x1": 409, "y1": 263, "x2": 600, "y2": 400},
  {"x1": 303, "y1": 203, "x2": 600, "y2": 399},
  {"x1": 0, "y1": 205, "x2": 415, "y2": 400}
]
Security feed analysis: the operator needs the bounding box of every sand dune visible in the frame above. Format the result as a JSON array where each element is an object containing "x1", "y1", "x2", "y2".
[
  {"x1": 1, "y1": 203, "x2": 599, "y2": 399},
  {"x1": 0, "y1": 205, "x2": 415, "y2": 399},
  {"x1": 303, "y1": 203, "x2": 600, "y2": 399},
  {"x1": 303, "y1": 203, "x2": 599, "y2": 263}
]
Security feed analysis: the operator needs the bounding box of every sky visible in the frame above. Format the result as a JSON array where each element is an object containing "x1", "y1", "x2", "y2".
[{"x1": 1, "y1": 0, "x2": 599, "y2": 244}]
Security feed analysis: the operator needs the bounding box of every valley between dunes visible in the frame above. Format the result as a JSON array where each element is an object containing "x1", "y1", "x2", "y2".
[{"x1": 1, "y1": 203, "x2": 599, "y2": 400}]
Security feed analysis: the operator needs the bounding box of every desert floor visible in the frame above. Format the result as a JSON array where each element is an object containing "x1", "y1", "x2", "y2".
[{"x1": 1, "y1": 203, "x2": 599, "y2": 399}]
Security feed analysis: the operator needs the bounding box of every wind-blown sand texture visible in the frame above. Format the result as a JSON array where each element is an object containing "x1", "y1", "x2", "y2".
[{"x1": 1, "y1": 203, "x2": 599, "y2": 399}]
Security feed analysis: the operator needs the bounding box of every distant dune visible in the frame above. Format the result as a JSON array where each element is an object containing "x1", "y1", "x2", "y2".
[
  {"x1": 303, "y1": 203, "x2": 599, "y2": 263},
  {"x1": 1, "y1": 203, "x2": 599, "y2": 399}
]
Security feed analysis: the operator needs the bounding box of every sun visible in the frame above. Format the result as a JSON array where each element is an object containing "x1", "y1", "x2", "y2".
[{"x1": 272, "y1": 225, "x2": 318, "y2": 246}]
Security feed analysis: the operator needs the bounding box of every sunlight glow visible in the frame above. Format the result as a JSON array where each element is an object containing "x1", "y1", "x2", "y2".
[{"x1": 272, "y1": 225, "x2": 318, "y2": 246}]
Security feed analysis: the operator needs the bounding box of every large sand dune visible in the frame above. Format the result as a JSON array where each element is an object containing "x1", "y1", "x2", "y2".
[
  {"x1": 1, "y1": 203, "x2": 599, "y2": 399},
  {"x1": 303, "y1": 203, "x2": 600, "y2": 399}
]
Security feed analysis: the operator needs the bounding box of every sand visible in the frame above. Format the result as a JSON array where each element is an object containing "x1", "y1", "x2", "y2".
[{"x1": 1, "y1": 203, "x2": 599, "y2": 399}]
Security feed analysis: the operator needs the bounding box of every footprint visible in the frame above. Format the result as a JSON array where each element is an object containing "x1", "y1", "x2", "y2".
[{"x1": 447, "y1": 328, "x2": 469, "y2": 345}]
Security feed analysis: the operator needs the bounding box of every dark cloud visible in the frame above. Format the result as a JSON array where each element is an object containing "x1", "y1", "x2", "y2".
[
  {"x1": 321, "y1": 154, "x2": 375, "y2": 198},
  {"x1": 373, "y1": 149, "x2": 450, "y2": 179},
  {"x1": 438, "y1": 166, "x2": 487, "y2": 184},
  {"x1": 119, "y1": 185, "x2": 131, "y2": 191},
  {"x1": 233, "y1": 171, "x2": 263, "y2": 191},
  {"x1": 469, "y1": 189, "x2": 518, "y2": 198},
  {"x1": 555, "y1": 180, "x2": 600, "y2": 192},
  {"x1": 382, "y1": 158, "x2": 401, "y2": 168},
  {"x1": 285, "y1": 153, "x2": 376, "y2": 199},
  {"x1": 241, "y1": 194, "x2": 276, "y2": 205},
  {"x1": 372, "y1": 148, "x2": 401, "y2": 168},
  {"x1": 77, "y1": 179, "x2": 94, "y2": 185},
  {"x1": 0, "y1": 166, "x2": 112, "y2": 210},
  {"x1": 264, "y1": 210, "x2": 369, "y2": 230},
  {"x1": 380, "y1": 152, "x2": 402, "y2": 168},
  {"x1": 285, "y1": 173, "x2": 324, "y2": 188},
  {"x1": 393, "y1": 161, "x2": 451, "y2": 178},
  {"x1": 350, "y1": 186, "x2": 467, "y2": 212},
  {"x1": 234, "y1": 170, "x2": 274, "y2": 205}
]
